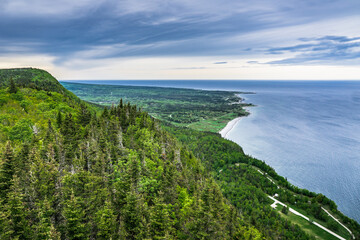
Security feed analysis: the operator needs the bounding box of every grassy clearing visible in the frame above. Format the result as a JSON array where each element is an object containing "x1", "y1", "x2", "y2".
[
  {"x1": 258, "y1": 165, "x2": 351, "y2": 240},
  {"x1": 289, "y1": 205, "x2": 351, "y2": 240},
  {"x1": 186, "y1": 112, "x2": 240, "y2": 132},
  {"x1": 275, "y1": 204, "x2": 341, "y2": 240}
]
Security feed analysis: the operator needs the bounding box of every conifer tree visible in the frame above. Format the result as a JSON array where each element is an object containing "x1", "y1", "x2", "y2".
[
  {"x1": 62, "y1": 113, "x2": 78, "y2": 165},
  {"x1": 8, "y1": 77, "x2": 18, "y2": 94},
  {"x1": 29, "y1": 147, "x2": 58, "y2": 202},
  {"x1": 63, "y1": 191, "x2": 87, "y2": 240},
  {"x1": 95, "y1": 201, "x2": 116, "y2": 239},
  {"x1": 119, "y1": 98, "x2": 123, "y2": 109},
  {"x1": 121, "y1": 189, "x2": 148, "y2": 239},
  {"x1": 102, "y1": 107, "x2": 109, "y2": 119},
  {"x1": 0, "y1": 142, "x2": 15, "y2": 199},
  {"x1": 56, "y1": 111, "x2": 62, "y2": 128},
  {"x1": 4, "y1": 175, "x2": 32, "y2": 239},
  {"x1": 149, "y1": 194, "x2": 173, "y2": 239},
  {"x1": 79, "y1": 104, "x2": 91, "y2": 126},
  {"x1": 110, "y1": 104, "x2": 116, "y2": 116},
  {"x1": 127, "y1": 151, "x2": 141, "y2": 185},
  {"x1": 49, "y1": 224, "x2": 61, "y2": 240},
  {"x1": 35, "y1": 198, "x2": 53, "y2": 240},
  {"x1": 45, "y1": 120, "x2": 54, "y2": 142},
  {"x1": 0, "y1": 199, "x2": 12, "y2": 239},
  {"x1": 16, "y1": 142, "x2": 30, "y2": 174}
]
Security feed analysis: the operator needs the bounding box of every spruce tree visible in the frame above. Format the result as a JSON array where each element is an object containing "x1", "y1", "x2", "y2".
[
  {"x1": 119, "y1": 98, "x2": 123, "y2": 109},
  {"x1": 0, "y1": 142, "x2": 15, "y2": 199},
  {"x1": 63, "y1": 191, "x2": 87, "y2": 240},
  {"x1": 16, "y1": 142, "x2": 30, "y2": 173},
  {"x1": 56, "y1": 111, "x2": 62, "y2": 128},
  {"x1": 5, "y1": 175, "x2": 32, "y2": 239},
  {"x1": 150, "y1": 194, "x2": 173, "y2": 239},
  {"x1": 62, "y1": 113, "x2": 78, "y2": 165},
  {"x1": 35, "y1": 198, "x2": 53, "y2": 240},
  {"x1": 95, "y1": 201, "x2": 116, "y2": 239},
  {"x1": 122, "y1": 189, "x2": 148, "y2": 239},
  {"x1": 8, "y1": 77, "x2": 18, "y2": 94},
  {"x1": 49, "y1": 224, "x2": 61, "y2": 240},
  {"x1": 102, "y1": 107, "x2": 109, "y2": 119},
  {"x1": 0, "y1": 198, "x2": 12, "y2": 239},
  {"x1": 79, "y1": 104, "x2": 91, "y2": 126}
]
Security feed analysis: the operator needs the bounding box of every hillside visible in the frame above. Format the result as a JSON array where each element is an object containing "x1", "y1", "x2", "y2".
[
  {"x1": 0, "y1": 68, "x2": 263, "y2": 239},
  {"x1": 1, "y1": 68, "x2": 358, "y2": 240},
  {"x1": 0, "y1": 68, "x2": 76, "y2": 98},
  {"x1": 61, "y1": 79, "x2": 360, "y2": 239}
]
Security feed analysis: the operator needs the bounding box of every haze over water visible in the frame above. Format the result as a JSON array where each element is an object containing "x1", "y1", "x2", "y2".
[{"x1": 66, "y1": 80, "x2": 360, "y2": 222}]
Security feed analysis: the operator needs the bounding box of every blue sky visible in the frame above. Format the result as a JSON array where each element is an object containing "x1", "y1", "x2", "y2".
[{"x1": 1, "y1": 0, "x2": 360, "y2": 79}]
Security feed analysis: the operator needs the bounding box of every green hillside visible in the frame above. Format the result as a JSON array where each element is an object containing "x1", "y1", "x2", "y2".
[
  {"x1": 0, "y1": 68, "x2": 261, "y2": 239},
  {"x1": 1, "y1": 68, "x2": 359, "y2": 240},
  {"x1": 0, "y1": 68, "x2": 75, "y2": 98}
]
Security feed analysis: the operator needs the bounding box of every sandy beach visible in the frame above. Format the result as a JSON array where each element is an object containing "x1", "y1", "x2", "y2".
[{"x1": 219, "y1": 116, "x2": 242, "y2": 138}]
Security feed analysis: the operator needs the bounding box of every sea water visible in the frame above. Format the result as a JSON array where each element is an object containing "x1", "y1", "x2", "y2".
[{"x1": 64, "y1": 80, "x2": 360, "y2": 222}]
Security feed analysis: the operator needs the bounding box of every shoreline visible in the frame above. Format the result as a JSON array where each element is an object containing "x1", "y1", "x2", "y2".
[
  {"x1": 219, "y1": 93, "x2": 253, "y2": 138},
  {"x1": 219, "y1": 103, "x2": 252, "y2": 138},
  {"x1": 219, "y1": 116, "x2": 243, "y2": 138}
]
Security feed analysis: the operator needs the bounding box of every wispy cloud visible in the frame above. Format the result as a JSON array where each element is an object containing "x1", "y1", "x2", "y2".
[
  {"x1": 174, "y1": 67, "x2": 208, "y2": 70},
  {"x1": 265, "y1": 35, "x2": 360, "y2": 65},
  {"x1": 1, "y1": 0, "x2": 360, "y2": 79},
  {"x1": 1, "y1": 0, "x2": 359, "y2": 58}
]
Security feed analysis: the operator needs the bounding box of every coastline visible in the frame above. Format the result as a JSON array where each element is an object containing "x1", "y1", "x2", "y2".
[
  {"x1": 219, "y1": 93, "x2": 254, "y2": 138},
  {"x1": 219, "y1": 116, "x2": 243, "y2": 138},
  {"x1": 219, "y1": 103, "x2": 252, "y2": 138}
]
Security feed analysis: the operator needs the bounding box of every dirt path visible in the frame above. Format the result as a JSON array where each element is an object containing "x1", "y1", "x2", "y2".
[
  {"x1": 268, "y1": 196, "x2": 346, "y2": 240},
  {"x1": 321, "y1": 207, "x2": 355, "y2": 239}
]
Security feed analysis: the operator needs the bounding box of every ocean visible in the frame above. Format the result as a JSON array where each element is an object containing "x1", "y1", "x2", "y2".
[{"x1": 64, "y1": 80, "x2": 360, "y2": 222}]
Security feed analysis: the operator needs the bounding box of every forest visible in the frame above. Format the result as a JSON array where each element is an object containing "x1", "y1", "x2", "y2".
[{"x1": 0, "y1": 68, "x2": 359, "y2": 239}]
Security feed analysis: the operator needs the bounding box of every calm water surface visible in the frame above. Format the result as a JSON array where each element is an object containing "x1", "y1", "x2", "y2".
[{"x1": 64, "y1": 80, "x2": 360, "y2": 222}]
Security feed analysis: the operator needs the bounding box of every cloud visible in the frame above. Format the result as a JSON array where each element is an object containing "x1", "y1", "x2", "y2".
[
  {"x1": 1, "y1": 0, "x2": 360, "y2": 79},
  {"x1": 1, "y1": 0, "x2": 106, "y2": 18},
  {"x1": 265, "y1": 35, "x2": 360, "y2": 65},
  {"x1": 1, "y1": 0, "x2": 359, "y2": 59},
  {"x1": 174, "y1": 67, "x2": 208, "y2": 70},
  {"x1": 303, "y1": 36, "x2": 360, "y2": 43}
]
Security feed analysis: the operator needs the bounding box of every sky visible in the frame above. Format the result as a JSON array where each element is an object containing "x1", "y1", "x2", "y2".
[{"x1": 1, "y1": 0, "x2": 360, "y2": 80}]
